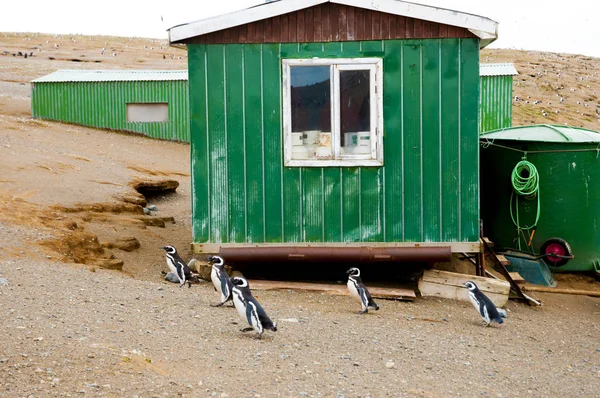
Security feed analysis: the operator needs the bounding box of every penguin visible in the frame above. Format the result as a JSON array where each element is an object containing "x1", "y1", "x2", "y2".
[
  {"x1": 346, "y1": 267, "x2": 379, "y2": 314},
  {"x1": 230, "y1": 277, "x2": 277, "y2": 338},
  {"x1": 464, "y1": 281, "x2": 504, "y2": 326},
  {"x1": 207, "y1": 255, "x2": 233, "y2": 307},
  {"x1": 161, "y1": 245, "x2": 195, "y2": 288}
]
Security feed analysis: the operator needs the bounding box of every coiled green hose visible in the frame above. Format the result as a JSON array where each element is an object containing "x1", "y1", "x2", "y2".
[{"x1": 510, "y1": 159, "x2": 540, "y2": 250}]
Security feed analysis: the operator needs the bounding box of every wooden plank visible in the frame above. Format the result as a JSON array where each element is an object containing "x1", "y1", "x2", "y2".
[
  {"x1": 522, "y1": 286, "x2": 600, "y2": 297},
  {"x1": 304, "y1": 7, "x2": 314, "y2": 42},
  {"x1": 248, "y1": 279, "x2": 416, "y2": 301},
  {"x1": 508, "y1": 272, "x2": 526, "y2": 285},
  {"x1": 338, "y1": 6, "x2": 348, "y2": 41},
  {"x1": 418, "y1": 270, "x2": 510, "y2": 307},
  {"x1": 313, "y1": 6, "x2": 322, "y2": 42},
  {"x1": 496, "y1": 254, "x2": 510, "y2": 266}
]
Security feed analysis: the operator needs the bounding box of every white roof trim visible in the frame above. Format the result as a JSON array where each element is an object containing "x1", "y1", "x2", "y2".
[
  {"x1": 32, "y1": 70, "x2": 188, "y2": 83},
  {"x1": 168, "y1": 0, "x2": 498, "y2": 46},
  {"x1": 480, "y1": 63, "x2": 518, "y2": 77}
]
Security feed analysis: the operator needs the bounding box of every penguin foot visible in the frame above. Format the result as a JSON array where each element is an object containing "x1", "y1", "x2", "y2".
[
  {"x1": 240, "y1": 327, "x2": 254, "y2": 332},
  {"x1": 210, "y1": 301, "x2": 225, "y2": 307},
  {"x1": 358, "y1": 310, "x2": 368, "y2": 314}
]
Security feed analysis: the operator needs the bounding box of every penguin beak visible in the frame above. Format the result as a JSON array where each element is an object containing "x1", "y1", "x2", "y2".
[{"x1": 346, "y1": 269, "x2": 352, "y2": 275}]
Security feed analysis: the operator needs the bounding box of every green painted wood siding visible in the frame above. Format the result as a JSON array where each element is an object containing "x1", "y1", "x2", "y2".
[
  {"x1": 189, "y1": 38, "x2": 480, "y2": 244},
  {"x1": 479, "y1": 75, "x2": 512, "y2": 133},
  {"x1": 31, "y1": 80, "x2": 189, "y2": 142}
]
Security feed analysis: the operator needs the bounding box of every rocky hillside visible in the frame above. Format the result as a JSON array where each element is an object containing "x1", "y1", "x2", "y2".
[
  {"x1": 1, "y1": 32, "x2": 599, "y2": 131},
  {"x1": 482, "y1": 48, "x2": 600, "y2": 130}
]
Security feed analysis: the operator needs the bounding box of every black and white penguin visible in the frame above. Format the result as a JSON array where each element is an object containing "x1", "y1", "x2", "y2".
[
  {"x1": 346, "y1": 267, "x2": 379, "y2": 314},
  {"x1": 161, "y1": 245, "x2": 194, "y2": 288},
  {"x1": 207, "y1": 255, "x2": 233, "y2": 307},
  {"x1": 464, "y1": 281, "x2": 504, "y2": 326},
  {"x1": 230, "y1": 277, "x2": 277, "y2": 338}
]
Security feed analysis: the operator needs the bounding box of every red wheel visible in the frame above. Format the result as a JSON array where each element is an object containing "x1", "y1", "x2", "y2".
[{"x1": 540, "y1": 238, "x2": 572, "y2": 267}]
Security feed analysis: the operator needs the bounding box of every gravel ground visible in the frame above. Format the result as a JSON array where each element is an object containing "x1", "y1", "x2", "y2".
[
  {"x1": 0, "y1": 32, "x2": 599, "y2": 398},
  {"x1": 1, "y1": 233, "x2": 599, "y2": 397}
]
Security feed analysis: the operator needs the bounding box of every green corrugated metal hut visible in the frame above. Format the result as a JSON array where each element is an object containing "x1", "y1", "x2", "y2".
[
  {"x1": 168, "y1": 0, "x2": 499, "y2": 260},
  {"x1": 31, "y1": 70, "x2": 190, "y2": 142},
  {"x1": 479, "y1": 63, "x2": 518, "y2": 133},
  {"x1": 480, "y1": 124, "x2": 600, "y2": 275}
]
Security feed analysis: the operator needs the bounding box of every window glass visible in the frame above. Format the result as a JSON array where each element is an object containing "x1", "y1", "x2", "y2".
[
  {"x1": 290, "y1": 66, "x2": 331, "y2": 160},
  {"x1": 126, "y1": 103, "x2": 168, "y2": 122},
  {"x1": 340, "y1": 70, "x2": 371, "y2": 156}
]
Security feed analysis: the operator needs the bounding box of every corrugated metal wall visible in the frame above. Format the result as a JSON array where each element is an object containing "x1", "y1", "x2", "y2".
[
  {"x1": 479, "y1": 75, "x2": 512, "y2": 133},
  {"x1": 31, "y1": 80, "x2": 190, "y2": 142},
  {"x1": 189, "y1": 38, "x2": 480, "y2": 245}
]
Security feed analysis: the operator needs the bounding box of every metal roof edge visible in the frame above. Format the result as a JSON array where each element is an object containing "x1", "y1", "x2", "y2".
[
  {"x1": 168, "y1": 0, "x2": 498, "y2": 44},
  {"x1": 32, "y1": 69, "x2": 188, "y2": 83},
  {"x1": 480, "y1": 63, "x2": 519, "y2": 77},
  {"x1": 479, "y1": 124, "x2": 600, "y2": 143}
]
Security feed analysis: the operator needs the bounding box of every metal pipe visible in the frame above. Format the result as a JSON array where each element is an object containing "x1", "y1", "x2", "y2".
[{"x1": 219, "y1": 246, "x2": 452, "y2": 264}]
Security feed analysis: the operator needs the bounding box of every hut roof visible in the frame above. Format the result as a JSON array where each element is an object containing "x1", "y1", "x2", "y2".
[
  {"x1": 480, "y1": 124, "x2": 600, "y2": 143},
  {"x1": 32, "y1": 70, "x2": 188, "y2": 83},
  {"x1": 168, "y1": 0, "x2": 498, "y2": 47},
  {"x1": 480, "y1": 63, "x2": 518, "y2": 77}
]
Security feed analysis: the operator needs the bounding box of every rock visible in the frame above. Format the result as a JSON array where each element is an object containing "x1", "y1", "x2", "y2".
[
  {"x1": 164, "y1": 272, "x2": 180, "y2": 284},
  {"x1": 103, "y1": 237, "x2": 140, "y2": 252},
  {"x1": 91, "y1": 258, "x2": 124, "y2": 271},
  {"x1": 143, "y1": 208, "x2": 151, "y2": 215},
  {"x1": 0, "y1": 278, "x2": 8, "y2": 286},
  {"x1": 136, "y1": 216, "x2": 175, "y2": 228},
  {"x1": 119, "y1": 192, "x2": 147, "y2": 207},
  {"x1": 130, "y1": 179, "x2": 179, "y2": 197},
  {"x1": 147, "y1": 205, "x2": 158, "y2": 211}
]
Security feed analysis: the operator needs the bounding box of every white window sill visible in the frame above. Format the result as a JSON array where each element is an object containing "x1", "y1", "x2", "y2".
[{"x1": 285, "y1": 159, "x2": 383, "y2": 168}]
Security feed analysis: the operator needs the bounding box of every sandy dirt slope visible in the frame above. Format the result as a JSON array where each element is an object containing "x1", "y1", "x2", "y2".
[{"x1": 0, "y1": 32, "x2": 599, "y2": 397}]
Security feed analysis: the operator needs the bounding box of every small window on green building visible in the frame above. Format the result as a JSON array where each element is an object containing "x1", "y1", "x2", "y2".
[
  {"x1": 282, "y1": 58, "x2": 383, "y2": 167},
  {"x1": 126, "y1": 103, "x2": 169, "y2": 122}
]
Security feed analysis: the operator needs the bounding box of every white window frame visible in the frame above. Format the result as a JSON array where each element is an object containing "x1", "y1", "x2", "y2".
[{"x1": 282, "y1": 58, "x2": 383, "y2": 167}]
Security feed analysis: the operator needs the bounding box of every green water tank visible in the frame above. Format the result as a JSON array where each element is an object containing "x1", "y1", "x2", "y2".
[{"x1": 480, "y1": 124, "x2": 600, "y2": 274}]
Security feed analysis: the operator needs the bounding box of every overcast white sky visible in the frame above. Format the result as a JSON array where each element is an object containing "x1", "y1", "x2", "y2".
[{"x1": 1, "y1": 0, "x2": 598, "y2": 57}]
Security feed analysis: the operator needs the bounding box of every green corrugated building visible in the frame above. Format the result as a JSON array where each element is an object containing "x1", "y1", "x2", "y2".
[
  {"x1": 168, "y1": 0, "x2": 499, "y2": 260},
  {"x1": 479, "y1": 63, "x2": 518, "y2": 133},
  {"x1": 31, "y1": 70, "x2": 190, "y2": 142}
]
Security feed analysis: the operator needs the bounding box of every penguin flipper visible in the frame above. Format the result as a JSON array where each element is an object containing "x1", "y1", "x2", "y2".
[
  {"x1": 358, "y1": 287, "x2": 370, "y2": 312},
  {"x1": 220, "y1": 275, "x2": 230, "y2": 299}
]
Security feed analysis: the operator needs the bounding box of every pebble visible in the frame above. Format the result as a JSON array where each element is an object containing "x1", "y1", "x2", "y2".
[
  {"x1": 0, "y1": 358, "x2": 8, "y2": 364},
  {"x1": 0, "y1": 278, "x2": 8, "y2": 286},
  {"x1": 385, "y1": 361, "x2": 395, "y2": 369},
  {"x1": 147, "y1": 205, "x2": 158, "y2": 211},
  {"x1": 143, "y1": 208, "x2": 151, "y2": 215},
  {"x1": 164, "y1": 273, "x2": 180, "y2": 284}
]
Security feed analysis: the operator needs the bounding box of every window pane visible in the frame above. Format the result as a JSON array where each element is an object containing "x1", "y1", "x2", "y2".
[
  {"x1": 127, "y1": 103, "x2": 169, "y2": 122},
  {"x1": 290, "y1": 66, "x2": 332, "y2": 160},
  {"x1": 340, "y1": 70, "x2": 371, "y2": 155}
]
